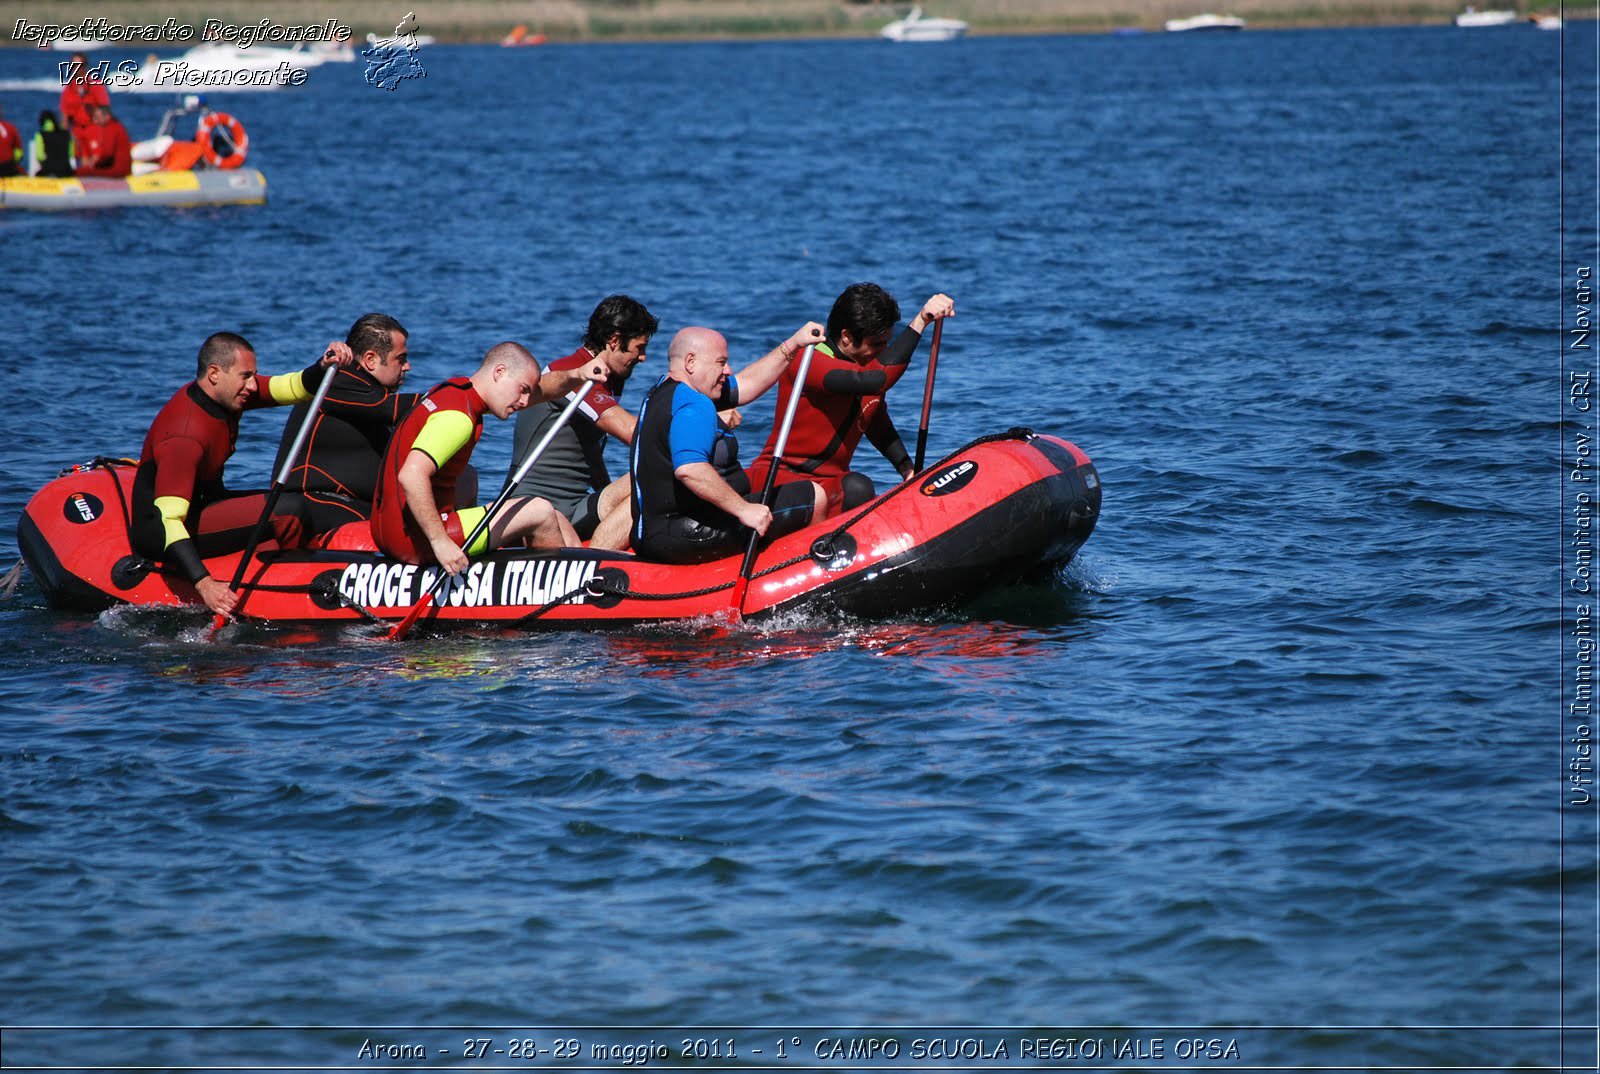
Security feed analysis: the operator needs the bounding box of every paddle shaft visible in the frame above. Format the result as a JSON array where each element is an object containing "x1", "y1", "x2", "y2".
[
  {"x1": 733, "y1": 343, "x2": 817, "y2": 612},
  {"x1": 912, "y1": 318, "x2": 943, "y2": 475},
  {"x1": 211, "y1": 360, "x2": 338, "y2": 628},
  {"x1": 386, "y1": 380, "x2": 597, "y2": 640}
]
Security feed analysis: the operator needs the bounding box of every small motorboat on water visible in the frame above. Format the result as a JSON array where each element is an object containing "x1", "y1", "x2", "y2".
[
  {"x1": 16, "y1": 429, "x2": 1100, "y2": 629},
  {"x1": 1, "y1": 99, "x2": 265, "y2": 211},
  {"x1": 503, "y1": 25, "x2": 549, "y2": 46},
  {"x1": 880, "y1": 7, "x2": 970, "y2": 41},
  {"x1": 1530, "y1": 12, "x2": 1562, "y2": 27},
  {"x1": 1164, "y1": 13, "x2": 1247, "y2": 30},
  {"x1": 1453, "y1": 6, "x2": 1519, "y2": 25}
]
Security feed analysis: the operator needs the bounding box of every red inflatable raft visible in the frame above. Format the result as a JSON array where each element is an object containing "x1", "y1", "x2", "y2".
[{"x1": 16, "y1": 429, "x2": 1100, "y2": 629}]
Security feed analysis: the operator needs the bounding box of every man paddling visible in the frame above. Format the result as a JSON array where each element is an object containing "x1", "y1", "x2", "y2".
[
  {"x1": 746, "y1": 284, "x2": 954, "y2": 516},
  {"x1": 504, "y1": 295, "x2": 658, "y2": 550},
  {"x1": 131, "y1": 332, "x2": 352, "y2": 618},
  {"x1": 272, "y1": 312, "x2": 421, "y2": 537},
  {"x1": 629, "y1": 324, "x2": 826, "y2": 564},
  {"x1": 370, "y1": 342, "x2": 606, "y2": 574}
]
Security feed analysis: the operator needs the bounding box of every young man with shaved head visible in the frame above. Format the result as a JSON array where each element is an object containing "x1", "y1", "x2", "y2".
[
  {"x1": 629, "y1": 323, "x2": 827, "y2": 564},
  {"x1": 370, "y1": 342, "x2": 606, "y2": 574},
  {"x1": 131, "y1": 332, "x2": 352, "y2": 619}
]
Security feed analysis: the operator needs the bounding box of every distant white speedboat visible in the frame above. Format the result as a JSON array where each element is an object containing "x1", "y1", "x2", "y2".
[
  {"x1": 1164, "y1": 13, "x2": 1247, "y2": 30},
  {"x1": 880, "y1": 7, "x2": 969, "y2": 42},
  {"x1": 1531, "y1": 12, "x2": 1562, "y2": 27},
  {"x1": 1453, "y1": 6, "x2": 1518, "y2": 25}
]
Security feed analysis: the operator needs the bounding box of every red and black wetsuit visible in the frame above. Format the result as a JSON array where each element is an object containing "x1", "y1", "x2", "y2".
[
  {"x1": 130, "y1": 367, "x2": 325, "y2": 584},
  {"x1": 745, "y1": 327, "x2": 921, "y2": 514},
  {"x1": 271, "y1": 365, "x2": 419, "y2": 534},
  {"x1": 369, "y1": 378, "x2": 486, "y2": 563}
]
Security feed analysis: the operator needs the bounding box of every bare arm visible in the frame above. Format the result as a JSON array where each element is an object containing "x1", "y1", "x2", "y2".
[
  {"x1": 731, "y1": 322, "x2": 824, "y2": 404},
  {"x1": 398, "y1": 449, "x2": 468, "y2": 574},
  {"x1": 595, "y1": 406, "x2": 637, "y2": 445},
  {"x1": 675, "y1": 461, "x2": 770, "y2": 534},
  {"x1": 537, "y1": 358, "x2": 608, "y2": 403}
]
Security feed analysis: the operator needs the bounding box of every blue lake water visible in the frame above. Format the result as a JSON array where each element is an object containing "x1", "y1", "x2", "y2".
[{"x1": 1, "y1": 23, "x2": 1595, "y2": 1071}]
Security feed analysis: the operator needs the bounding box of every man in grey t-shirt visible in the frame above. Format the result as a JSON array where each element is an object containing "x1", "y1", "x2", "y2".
[{"x1": 505, "y1": 295, "x2": 658, "y2": 549}]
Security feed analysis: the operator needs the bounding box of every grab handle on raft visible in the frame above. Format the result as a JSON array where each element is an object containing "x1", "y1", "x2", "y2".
[
  {"x1": 385, "y1": 380, "x2": 597, "y2": 641},
  {"x1": 912, "y1": 317, "x2": 943, "y2": 475},
  {"x1": 209, "y1": 359, "x2": 338, "y2": 632},
  {"x1": 733, "y1": 343, "x2": 817, "y2": 618}
]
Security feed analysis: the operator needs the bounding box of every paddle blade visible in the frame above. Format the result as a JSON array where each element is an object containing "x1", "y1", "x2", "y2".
[{"x1": 385, "y1": 592, "x2": 435, "y2": 641}]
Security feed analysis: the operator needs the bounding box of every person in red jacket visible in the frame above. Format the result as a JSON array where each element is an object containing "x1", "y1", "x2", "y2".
[
  {"x1": 370, "y1": 342, "x2": 607, "y2": 572},
  {"x1": 58, "y1": 53, "x2": 109, "y2": 139},
  {"x1": 75, "y1": 103, "x2": 131, "y2": 178},
  {"x1": 131, "y1": 333, "x2": 352, "y2": 619},
  {"x1": 746, "y1": 283, "x2": 954, "y2": 516},
  {"x1": 0, "y1": 102, "x2": 23, "y2": 177}
]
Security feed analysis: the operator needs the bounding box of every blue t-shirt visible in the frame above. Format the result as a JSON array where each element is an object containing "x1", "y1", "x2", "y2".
[{"x1": 668, "y1": 375, "x2": 740, "y2": 470}]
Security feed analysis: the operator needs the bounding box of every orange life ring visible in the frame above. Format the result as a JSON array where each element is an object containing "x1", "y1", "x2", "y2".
[{"x1": 195, "y1": 112, "x2": 248, "y2": 170}]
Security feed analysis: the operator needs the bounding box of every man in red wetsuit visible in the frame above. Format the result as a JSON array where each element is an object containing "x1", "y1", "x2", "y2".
[
  {"x1": 58, "y1": 53, "x2": 109, "y2": 140},
  {"x1": 0, "y1": 103, "x2": 23, "y2": 177},
  {"x1": 370, "y1": 342, "x2": 607, "y2": 574},
  {"x1": 74, "y1": 103, "x2": 131, "y2": 178},
  {"x1": 131, "y1": 333, "x2": 352, "y2": 619},
  {"x1": 746, "y1": 283, "x2": 954, "y2": 516}
]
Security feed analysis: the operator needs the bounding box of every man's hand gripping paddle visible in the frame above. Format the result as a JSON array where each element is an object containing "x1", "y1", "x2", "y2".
[
  {"x1": 731, "y1": 343, "x2": 816, "y2": 619},
  {"x1": 384, "y1": 381, "x2": 597, "y2": 641},
  {"x1": 208, "y1": 359, "x2": 338, "y2": 634}
]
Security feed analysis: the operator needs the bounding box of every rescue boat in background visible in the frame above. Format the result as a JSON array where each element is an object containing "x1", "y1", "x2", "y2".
[
  {"x1": 16, "y1": 429, "x2": 1101, "y2": 629},
  {"x1": 0, "y1": 100, "x2": 265, "y2": 211}
]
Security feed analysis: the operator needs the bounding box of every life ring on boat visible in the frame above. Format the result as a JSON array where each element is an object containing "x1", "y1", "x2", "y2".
[{"x1": 195, "y1": 112, "x2": 248, "y2": 169}]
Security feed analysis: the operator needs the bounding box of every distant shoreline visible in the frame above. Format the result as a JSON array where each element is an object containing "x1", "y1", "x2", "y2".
[{"x1": 2, "y1": 0, "x2": 1582, "y2": 48}]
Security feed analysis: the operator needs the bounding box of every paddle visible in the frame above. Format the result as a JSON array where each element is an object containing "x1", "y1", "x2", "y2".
[
  {"x1": 385, "y1": 380, "x2": 597, "y2": 641},
  {"x1": 208, "y1": 360, "x2": 337, "y2": 631},
  {"x1": 732, "y1": 343, "x2": 816, "y2": 617},
  {"x1": 912, "y1": 317, "x2": 944, "y2": 474}
]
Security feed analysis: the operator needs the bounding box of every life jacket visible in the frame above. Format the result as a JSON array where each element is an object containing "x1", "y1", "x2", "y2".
[{"x1": 33, "y1": 119, "x2": 73, "y2": 178}]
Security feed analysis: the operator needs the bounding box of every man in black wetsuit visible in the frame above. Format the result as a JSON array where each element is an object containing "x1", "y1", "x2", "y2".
[{"x1": 272, "y1": 312, "x2": 422, "y2": 537}]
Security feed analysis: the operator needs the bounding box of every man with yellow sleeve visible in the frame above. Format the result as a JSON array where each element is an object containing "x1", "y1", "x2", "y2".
[
  {"x1": 370, "y1": 342, "x2": 606, "y2": 574},
  {"x1": 131, "y1": 332, "x2": 351, "y2": 618}
]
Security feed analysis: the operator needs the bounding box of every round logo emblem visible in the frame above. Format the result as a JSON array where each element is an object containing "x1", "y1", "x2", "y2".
[
  {"x1": 63, "y1": 492, "x2": 104, "y2": 525},
  {"x1": 919, "y1": 460, "x2": 979, "y2": 497}
]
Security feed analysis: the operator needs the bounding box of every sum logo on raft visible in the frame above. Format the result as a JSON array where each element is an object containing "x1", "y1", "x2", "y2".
[
  {"x1": 63, "y1": 492, "x2": 104, "y2": 525},
  {"x1": 920, "y1": 461, "x2": 978, "y2": 497}
]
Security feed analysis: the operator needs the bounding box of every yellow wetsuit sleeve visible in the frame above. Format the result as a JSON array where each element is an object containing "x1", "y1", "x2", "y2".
[
  {"x1": 410, "y1": 409, "x2": 475, "y2": 471},
  {"x1": 263, "y1": 369, "x2": 311, "y2": 404},
  {"x1": 154, "y1": 495, "x2": 192, "y2": 548}
]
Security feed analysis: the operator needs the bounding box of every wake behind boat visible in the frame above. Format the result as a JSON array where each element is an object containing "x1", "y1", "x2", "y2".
[{"x1": 17, "y1": 430, "x2": 1100, "y2": 629}]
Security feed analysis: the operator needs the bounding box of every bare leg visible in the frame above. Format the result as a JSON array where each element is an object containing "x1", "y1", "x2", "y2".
[
  {"x1": 491, "y1": 496, "x2": 577, "y2": 550},
  {"x1": 588, "y1": 474, "x2": 633, "y2": 551}
]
